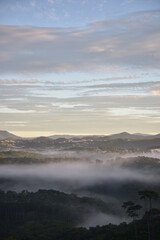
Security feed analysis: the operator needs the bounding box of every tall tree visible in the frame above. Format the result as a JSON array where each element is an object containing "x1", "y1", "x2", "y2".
[
  {"x1": 138, "y1": 190, "x2": 159, "y2": 240},
  {"x1": 122, "y1": 201, "x2": 142, "y2": 240}
]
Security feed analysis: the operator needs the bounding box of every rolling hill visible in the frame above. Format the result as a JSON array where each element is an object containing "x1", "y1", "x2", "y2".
[{"x1": 0, "y1": 130, "x2": 20, "y2": 140}]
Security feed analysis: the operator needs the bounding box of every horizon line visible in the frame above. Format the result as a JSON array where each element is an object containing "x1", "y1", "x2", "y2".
[{"x1": 0, "y1": 130, "x2": 159, "y2": 138}]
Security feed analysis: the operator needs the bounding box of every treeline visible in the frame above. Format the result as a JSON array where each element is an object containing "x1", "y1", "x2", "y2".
[
  {"x1": 0, "y1": 150, "x2": 80, "y2": 164},
  {"x1": 0, "y1": 189, "x2": 114, "y2": 239},
  {"x1": 0, "y1": 189, "x2": 159, "y2": 240},
  {"x1": 2, "y1": 213, "x2": 160, "y2": 240},
  {"x1": 122, "y1": 190, "x2": 160, "y2": 240}
]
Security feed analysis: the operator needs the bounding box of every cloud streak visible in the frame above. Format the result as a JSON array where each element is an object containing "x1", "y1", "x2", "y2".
[{"x1": 0, "y1": 9, "x2": 160, "y2": 74}]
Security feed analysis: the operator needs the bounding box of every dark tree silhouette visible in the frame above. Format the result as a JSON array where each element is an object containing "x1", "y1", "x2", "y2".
[
  {"x1": 122, "y1": 201, "x2": 142, "y2": 240},
  {"x1": 138, "y1": 190, "x2": 159, "y2": 240}
]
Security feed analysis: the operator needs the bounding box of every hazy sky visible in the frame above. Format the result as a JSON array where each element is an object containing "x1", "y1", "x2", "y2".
[{"x1": 0, "y1": 0, "x2": 160, "y2": 137}]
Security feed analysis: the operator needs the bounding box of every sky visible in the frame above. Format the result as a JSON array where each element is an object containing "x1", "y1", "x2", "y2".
[{"x1": 0, "y1": 0, "x2": 160, "y2": 137}]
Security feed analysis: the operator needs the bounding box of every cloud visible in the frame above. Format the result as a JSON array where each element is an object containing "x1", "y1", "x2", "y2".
[
  {"x1": 107, "y1": 107, "x2": 160, "y2": 118},
  {"x1": 0, "y1": 9, "x2": 160, "y2": 74},
  {"x1": 1, "y1": 121, "x2": 27, "y2": 127},
  {"x1": 30, "y1": 0, "x2": 36, "y2": 8},
  {"x1": 149, "y1": 81, "x2": 160, "y2": 96},
  {"x1": 1, "y1": 77, "x2": 160, "y2": 118},
  {"x1": 0, "y1": 79, "x2": 39, "y2": 85},
  {"x1": 0, "y1": 107, "x2": 35, "y2": 113},
  {"x1": 48, "y1": 0, "x2": 54, "y2": 5},
  {"x1": 150, "y1": 90, "x2": 160, "y2": 96}
]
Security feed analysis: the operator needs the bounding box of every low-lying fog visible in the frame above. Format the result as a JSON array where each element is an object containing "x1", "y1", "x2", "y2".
[
  {"x1": 38, "y1": 148, "x2": 160, "y2": 161},
  {"x1": 0, "y1": 149, "x2": 160, "y2": 227},
  {"x1": 0, "y1": 162, "x2": 160, "y2": 190},
  {"x1": 80, "y1": 212, "x2": 128, "y2": 228}
]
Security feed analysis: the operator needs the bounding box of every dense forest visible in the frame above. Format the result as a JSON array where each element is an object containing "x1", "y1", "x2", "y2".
[{"x1": 0, "y1": 189, "x2": 159, "y2": 240}]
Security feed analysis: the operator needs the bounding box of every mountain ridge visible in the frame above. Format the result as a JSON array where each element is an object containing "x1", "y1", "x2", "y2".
[
  {"x1": 0, "y1": 130, "x2": 20, "y2": 140},
  {"x1": 1, "y1": 130, "x2": 160, "y2": 140}
]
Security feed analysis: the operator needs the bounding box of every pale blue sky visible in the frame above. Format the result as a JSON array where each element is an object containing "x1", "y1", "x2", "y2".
[
  {"x1": 0, "y1": 0, "x2": 160, "y2": 136},
  {"x1": 0, "y1": 0, "x2": 159, "y2": 28}
]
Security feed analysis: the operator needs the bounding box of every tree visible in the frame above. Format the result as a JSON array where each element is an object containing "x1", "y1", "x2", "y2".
[
  {"x1": 139, "y1": 190, "x2": 158, "y2": 211},
  {"x1": 138, "y1": 190, "x2": 159, "y2": 240},
  {"x1": 122, "y1": 201, "x2": 142, "y2": 240}
]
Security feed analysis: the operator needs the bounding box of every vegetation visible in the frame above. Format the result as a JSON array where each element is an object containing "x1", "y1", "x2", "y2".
[
  {"x1": 121, "y1": 190, "x2": 160, "y2": 240},
  {"x1": 1, "y1": 135, "x2": 160, "y2": 152},
  {"x1": 122, "y1": 201, "x2": 142, "y2": 240},
  {"x1": 0, "y1": 150, "x2": 81, "y2": 164},
  {"x1": 0, "y1": 189, "x2": 159, "y2": 240},
  {"x1": 0, "y1": 189, "x2": 115, "y2": 239}
]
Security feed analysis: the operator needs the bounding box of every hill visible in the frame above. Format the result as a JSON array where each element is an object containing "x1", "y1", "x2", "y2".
[
  {"x1": 0, "y1": 189, "x2": 159, "y2": 240},
  {"x1": 0, "y1": 130, "x2": 20, "y2": 140}
]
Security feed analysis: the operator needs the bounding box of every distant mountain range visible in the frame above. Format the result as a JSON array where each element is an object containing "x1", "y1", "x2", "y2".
[
  {"x1": 0, "y1": 130, "x2": 160, "y2": 141},
  {"x1": 107, "y1": 132, "x2": 160, "y2": 140},
  {"x1": 0, "y1": 130, "x2": 160, "y2": 152}
]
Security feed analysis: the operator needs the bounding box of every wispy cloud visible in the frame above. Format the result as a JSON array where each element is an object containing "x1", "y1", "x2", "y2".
[
  {"x1": 0, "y1": 9, "x2": 160, "y2": 75},
  {"x1": 0, "y1": 4, "x2": 160, "y2": 135}
]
